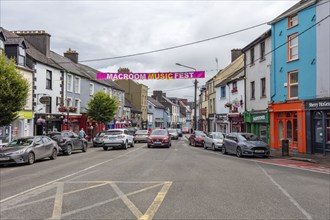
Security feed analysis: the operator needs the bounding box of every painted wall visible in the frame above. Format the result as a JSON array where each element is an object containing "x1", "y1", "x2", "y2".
[
  {"x1": 316, "y1": 0, "x2": 330, "y2": 98},
  {"x1": 271, "y1": 6, "x2": 316, "y2": 102},
  {"x1": 245, "y1": 36, "x2": 271, "y2": 111}
]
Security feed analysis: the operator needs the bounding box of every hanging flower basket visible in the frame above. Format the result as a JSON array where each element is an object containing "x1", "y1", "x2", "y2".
[
  {"x1": 69, "y1": 106, "x2": 77, "y2": 113},
  {"x1": 224, "y1": 102, "x2": 232, "y2": 108},
  {"x1": 36, "y1": 118, "x2": 46, "y2": 125},
  {"x1": 58, "y1": 106, "x2": 68, "y2": 112}
]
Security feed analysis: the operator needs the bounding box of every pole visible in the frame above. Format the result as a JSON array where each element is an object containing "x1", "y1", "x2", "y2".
[{"x1": 194, "y1": 79, "x2": 198, "y2": 131}]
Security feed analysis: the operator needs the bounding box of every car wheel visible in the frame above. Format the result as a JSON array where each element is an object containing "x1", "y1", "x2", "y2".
[
  {"x1": 65, "y1": 145, "x2": 72, "y2": 155},
  {"x1": 124, "y1": 141, "x2": 128, "y2": 149},
  {"x1": 212, "y1": 144, "x2": 216, "y2": 151},
  {"x1": 147, "y1": 145, "x2": 151, "y2": 148},
  {"x1": 50, "y1": 149, "x2": 58, "y2": 160},
  {"x1": 203, "y1": 143, "x2": 207, "y2": 149},
  {"x1": 236, "y1": 147, "x2": 242, "y2": 158},
  {"x1": 222, "y1": 146, "x2": 227, "y2": 154},
  {"x1": 103, "y1": 146, "x2": 108, "y2": 151},
  {"x1": 82, "y1": 143, "x2": 87, "y2": 152},
  {"x1": 27, "y1": 152, "x2": 35, "y2": 165}
]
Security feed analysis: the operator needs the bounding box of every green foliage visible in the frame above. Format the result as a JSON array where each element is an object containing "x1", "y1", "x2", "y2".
[
  {"x1": 0, "y1": 53, "x2": 29, "y2": 126},
  {"x1": 86, "y1": 91, "x2": 118, "y2": 123}
]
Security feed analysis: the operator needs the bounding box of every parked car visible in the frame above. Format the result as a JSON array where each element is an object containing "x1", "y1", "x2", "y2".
[
  {"x1": 176, "y1": 128, "x2": 183, "y2": 137},
  {"x1": 182, "y1": 127, "x2": 190, "y2": 134},
  {"x1": 168, "y1": 129, "x2": 179, "y2": 140},
  {"x1": 47, "y1": 131, "x2": 88, "y2": 155},
  {"x1": 102, "y1": 129, "x2": 134, "y2": 151},
  {"x1": 188, "y1": 130, "x2": 207, "y2": 147},
  {"x1": 0, "y1": 136, "x2": 59, "y2": 165},
  {"x1": 222, "y1": 132, "x2": 270, "y2": 158},
  {"x1": 134, "y1": 130, "x2": 149, "y2": 143},
  {"x1": 147, "y1": 129, "x2": 171, "y2": 148},
  {"x1": 92, "y1": 131, "x2": 106, "y2": 147},
  {"x1": 203, "y1": 132, "x2": 225, "y2": 151}
]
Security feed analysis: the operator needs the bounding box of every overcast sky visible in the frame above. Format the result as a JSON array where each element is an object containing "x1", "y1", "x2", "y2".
[{"x1": 1, "y1": 0, "x2": 299, "y2": 101}]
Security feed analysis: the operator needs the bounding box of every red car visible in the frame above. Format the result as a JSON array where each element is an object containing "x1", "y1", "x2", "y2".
[
  {"x1": 182, "y1": 127, "x2": 190, "y2": 134},
  {"x1": 188, "y1": 130, "x2": 207, "y2": 147},
  {"x1": 147, "y1": 129, "x2": 172, "y2": 148}
]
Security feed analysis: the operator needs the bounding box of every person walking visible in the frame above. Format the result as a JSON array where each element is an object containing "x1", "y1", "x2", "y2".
[{"x1": 79, "y1": 128, "x2": 86, "y2": 139}]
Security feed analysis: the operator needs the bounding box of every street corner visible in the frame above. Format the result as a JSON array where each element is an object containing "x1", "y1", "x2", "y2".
[{"x1": 255, "y1": 158, "x2": 330, "y2": 174}]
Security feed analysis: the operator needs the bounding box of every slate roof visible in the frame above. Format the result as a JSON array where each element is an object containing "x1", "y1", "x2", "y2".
[
  {"x1": 147, "y1": 96, "x2": 165, "y2": 109},
  {"x1": 268, "y1": 0, "x2": 316, "y2": 25},
  {"x1": 242, "y1": 29, "x2": 271, "y2": 52}
]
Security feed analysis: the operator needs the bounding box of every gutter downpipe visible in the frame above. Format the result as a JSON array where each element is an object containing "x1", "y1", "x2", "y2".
[{"x1": 270, "y1": 25, "x2": 277, "y2": 102}]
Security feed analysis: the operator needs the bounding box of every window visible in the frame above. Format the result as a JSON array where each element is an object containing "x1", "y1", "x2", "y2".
[
  {"x1": 74, "y1": 77, "x2": 80, "y2": 93},
  {"x1": 46, "y1": 70, "x2": 52, "y2": 89},
  {"x1": 288, "y1": 14, "x2": 298, "y2": 28},
  {"x1": 89, "y1": 83, "x2": 94, "y2": 96},
  {"x1": 75, "y1": 99, "x2": 80, "y2": 113},
  {"x1": 288, "y1": 33, "x2": 298, "y2": 61},
  {"x1": 45, "y1": 97, "x2": 52, "y2": 113},
  {"x1": 0, "y1": 40, "x2": 4, "y2": 51},
  {"x1": 260, "y1": 41, "x2": 265, "y2": 60},
  {"x1": 66, "y1": 97, "x2": 72, "y2": 106},
  {"x1": 250, "y1": 81, "x2": 255, "y2": 99},
  {"x1": 220, "y1": 86, "x2": 226, "y2": 98},
  {"x1": 250, "y1": 48, "x2": 254, "y2": 65},
  {"x1": 260, "y1": 78, "x2": 266, "y2": 97},
  {"x1": 231, "y1": 82, "x2": 237, "y2": 93},
  {"x1": 17, "y1": 46, "x2": 26, "y2": 66},
  {"x1": 288, "y1": 71, "x2": 298, "y2": 99},
  {"x1": 67, "y1": 75, "x2": 73, "y2": 92}
]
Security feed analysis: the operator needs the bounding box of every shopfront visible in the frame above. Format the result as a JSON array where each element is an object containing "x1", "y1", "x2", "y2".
[
  {"x1": 305, "y1": 99, "x2": 330, "y2": 155},
  {"x1": 228, "y1": 113, "x2": 244, "y2": 133},
  {"x1": 11, "y1": 111, "x2": 34, "y2": 139},
  {"x1": 244, "y1": 111, "x2": 270, "y2": 144},
  {"x1": 34, "y1": 113, "x2": 64, "y2": 135},
  {"x1": 215, "y1": 114, "x2": 229, "y2": 134},
  {"x1": 269, "y1": 101, "x2": 306, "y2": 153}
]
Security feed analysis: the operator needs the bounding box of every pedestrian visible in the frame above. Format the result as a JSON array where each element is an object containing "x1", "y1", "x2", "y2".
[{"x1": 79, "y1": 128, "x2": 86, "y2": 139}]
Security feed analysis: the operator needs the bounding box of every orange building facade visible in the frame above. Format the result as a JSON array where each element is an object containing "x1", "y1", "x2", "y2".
[{"x1": 269, "y1": 101, "x2": 306, "y2": 153}]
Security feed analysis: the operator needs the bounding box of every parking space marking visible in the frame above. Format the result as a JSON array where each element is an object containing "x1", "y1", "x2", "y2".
[{"x1": 49, "y1": 182, "x2": 64, "y2": 220}]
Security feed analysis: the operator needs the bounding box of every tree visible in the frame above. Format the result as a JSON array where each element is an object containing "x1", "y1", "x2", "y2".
[
  {"x1": 0, "y1": 52, "x2": 29, "y2": 126},
  {"x1": 86, "y1": 91, "x2": 118, "y2": 125}
]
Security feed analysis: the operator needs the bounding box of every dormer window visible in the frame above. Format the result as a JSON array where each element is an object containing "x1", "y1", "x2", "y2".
[{"x1": 17, "y1": 46, "x2": 26, "y2": 66}]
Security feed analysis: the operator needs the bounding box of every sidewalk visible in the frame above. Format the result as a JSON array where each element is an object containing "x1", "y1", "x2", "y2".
[{"x1": 270, "y1": 149, "x2": 330, "y2": 168}]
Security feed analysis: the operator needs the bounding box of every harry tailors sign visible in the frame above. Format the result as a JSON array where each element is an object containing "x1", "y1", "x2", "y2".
[{"x1": 96, "y1": 71, "x2": 205, "y2": 81}]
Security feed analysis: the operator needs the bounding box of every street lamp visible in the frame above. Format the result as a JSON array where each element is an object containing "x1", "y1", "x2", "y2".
[{"x1": 175, "y1": 63, "x2": 198, "y2": 131}]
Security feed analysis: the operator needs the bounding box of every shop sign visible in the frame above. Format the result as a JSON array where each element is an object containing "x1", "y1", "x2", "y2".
[
  {"x1": 252, "y1": 114, "x2": 267, "y2": 123},
  {"x1": 18, "y1": 111, "x2": 33, "y2": 119},
  {"x1": 39, "y1": 96, "x2": 50, "y2": 104},
  {"x1": 305, "y1": 100, "x2": 330, "y2": 110},
  {"x1": 215, "y1": 114, "x2": 226, "y2": 120}
]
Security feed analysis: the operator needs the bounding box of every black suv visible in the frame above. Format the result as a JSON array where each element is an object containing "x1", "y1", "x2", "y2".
[{"x1": 47, "y1": 131, "x2": 88, "y2": 155}]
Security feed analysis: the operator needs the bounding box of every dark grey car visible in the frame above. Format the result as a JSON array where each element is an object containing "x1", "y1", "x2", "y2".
[
  {"x1": 0, "y1": 136, "x2": 59, "y2": 165},
  {"x1": 222, "y1": 132, "x2": 270, "y2": 158}
]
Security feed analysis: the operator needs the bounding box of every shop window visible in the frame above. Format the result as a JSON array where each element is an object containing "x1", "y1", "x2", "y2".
[
  {"x1": 314, "y1": 120, "x2": 323, "y2": 143},
  {"x1": 259, "y1": 125, "x2": 267, "y2": 143},
  {"x1": 278, "y1": 121, "x2": 284, "y2": 142},
  {"x1": 286, "y1": 120, "x2": 292, "y2": 142}
]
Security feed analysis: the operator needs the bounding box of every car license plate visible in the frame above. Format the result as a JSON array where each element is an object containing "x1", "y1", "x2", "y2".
[
  {"x1": 255, "y1": 150, "x2": 264, "y2": 153},
  {"x1": 154, "y1": 142, "x2": 161, "y2": 145},
  {"x1": 0, "y1": 157, "x2": 9, "y2": 161}
]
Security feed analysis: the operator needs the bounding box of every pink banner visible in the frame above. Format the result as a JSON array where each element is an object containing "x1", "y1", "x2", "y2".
[{"x1": 96, "y1": 71, "x2": 205, "y2": 80}]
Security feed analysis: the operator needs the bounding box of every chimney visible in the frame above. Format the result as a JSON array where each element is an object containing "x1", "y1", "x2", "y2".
[
  {"x1": 152, "y1": 91, "x2": 163, "y2": 102},
  {"x1": 13, "y1": 30, "x2": 51, "y2": 57},
  {"x1": 231, "y1": 48, "x2": 242, "y2": 62},
  {"x1": 64, "y1": 48, "x2": 79, "y2": 63}
]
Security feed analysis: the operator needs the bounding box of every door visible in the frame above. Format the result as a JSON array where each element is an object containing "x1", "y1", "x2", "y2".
[
  {"x1": 42, "y1": 137, "x2": 53, "y2": 156},
  {"x1": 277, "y1": 112, "x2": 298, "y2": 150},
  {"x1": 71, "y1": 132, "x2": 82, "y2": 149},
  {"x1": 33, "y1": 136, "x2": 45, "y2": 159}
]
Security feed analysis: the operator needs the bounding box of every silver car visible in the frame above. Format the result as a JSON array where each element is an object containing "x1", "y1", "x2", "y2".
[
  {"x1": 133, "y1": 130, "x2": 149, "y2": 143},
  {"x1": 102, "y1": 129, "x2": 134, "y2": 150},
  {"x1": 0, "y1": 136, "x2": 59, "y2": 165},
  {"x1": 203, "y1": 132, "x2": 224, "y2": 151},
  {"x1": 222, "y1": 132, "x2": 270, "y2": 158}
]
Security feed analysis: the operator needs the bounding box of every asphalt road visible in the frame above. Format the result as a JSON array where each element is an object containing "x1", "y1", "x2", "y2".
[{"x1": 0, "y1": 137, "x2": 329, "y2": 220}]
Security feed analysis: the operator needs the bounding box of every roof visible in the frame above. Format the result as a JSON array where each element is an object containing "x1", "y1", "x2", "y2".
[
  {"x1": 215, "y1": 68, "x2": 244, "y2": 87},
  {"x1": 147, "y1": 96, "x2": 165, "y2": 109},
  {"x1": 242, "y1": 29, "x2": 271, "y2": 52},
  {"x1": 268, "y1": 0, "x2": 316, "y2": 25}
]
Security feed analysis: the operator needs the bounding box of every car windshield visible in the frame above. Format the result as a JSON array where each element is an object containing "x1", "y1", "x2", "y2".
[
  {"x1": 241, "y1": 133, "x2": 259, "y2": 141},
  {"x1": 96, "y1": 132, "x2": 106, "y2": 137},
  {"x1": 7, "y1": 138, "x2": 34, "y2": 147},
  {"x1": 151, "y1": 130, "x2": 167, "y2": 135},
  {"x1": 136, "y1": 130, "x2": 149, "y2": 135},
  {"x1": 212, "y1": 133, "x2": 224, "y2": 139},
  {"x1": 168, "y1": 129, "x2": 177, "y2": 134},
  {"x1": 106, "y1": 130, "x2": 123, "y2": 135},
  {"x1": 195, "y1": 131, "x2": 206, "y2": 137}
]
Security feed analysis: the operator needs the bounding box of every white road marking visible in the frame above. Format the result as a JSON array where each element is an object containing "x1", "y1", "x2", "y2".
[
  {"x1": 256, "y1": 163, "x2": 313, "y2": 220},
  {"x1": 48, "y1": 182, "x2": 64, "y2": 220}
]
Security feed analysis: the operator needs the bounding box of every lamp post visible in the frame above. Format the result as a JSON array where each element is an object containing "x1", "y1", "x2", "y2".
[{"x1": 175, "y1": 63, "x2": 198, "y2": 131}]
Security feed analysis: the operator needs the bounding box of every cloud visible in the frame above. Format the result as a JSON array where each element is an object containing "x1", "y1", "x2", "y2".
[{"x1": 1, "y1": 0, "x2": 299, "y2": 101}]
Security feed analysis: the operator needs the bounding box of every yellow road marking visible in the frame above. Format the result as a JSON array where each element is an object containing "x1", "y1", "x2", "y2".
[
  {"x1": 110, "y1": 182, "x2": 143, "y2": 219},
  {"x1": 48, "y1": 182, "x2": 64, "y2": 220},
  {"x1": 139, "y1": 181, "x2": 172, "y2": 220}
]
